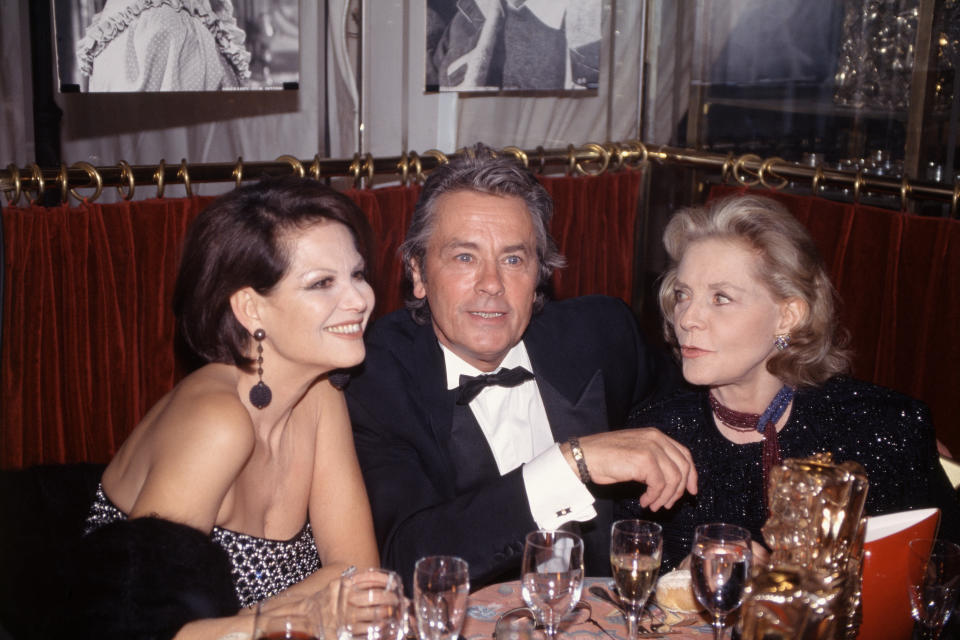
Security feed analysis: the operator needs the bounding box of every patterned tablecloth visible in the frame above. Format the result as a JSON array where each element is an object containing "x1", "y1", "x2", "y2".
[{"x1": 461, "y1": 577, "x2": 713, "y2": 640}]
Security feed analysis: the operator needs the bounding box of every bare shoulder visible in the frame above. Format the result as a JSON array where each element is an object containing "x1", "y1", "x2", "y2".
[{"x1": 155, "y1": 365, "x2": 256, "y2": 459}]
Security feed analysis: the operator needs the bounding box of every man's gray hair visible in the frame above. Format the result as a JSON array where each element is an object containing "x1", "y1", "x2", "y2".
[{"x1": 400, "y1": 143, "x2": 566, "y2": 324}]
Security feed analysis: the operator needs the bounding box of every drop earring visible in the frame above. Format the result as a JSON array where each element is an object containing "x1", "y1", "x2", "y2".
[
  {"x1": 774, "y1": 333, "x2": 791, "y2": 351},
  {"x1": 249, "y1": 328, "x2": 272, "y2": 409}
]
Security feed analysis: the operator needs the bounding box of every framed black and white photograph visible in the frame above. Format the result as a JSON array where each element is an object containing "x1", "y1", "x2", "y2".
[
  {"x1": 53, "y1": 0, "x2": 300, "y2": 93},
  {"x1": 425, "y1": 0, "x2": 601, "y2": 93}
]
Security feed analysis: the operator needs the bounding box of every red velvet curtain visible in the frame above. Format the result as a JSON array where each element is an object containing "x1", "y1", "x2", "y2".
[
  {"x1": 709, "y1": 185, "x2": 960, "y2": 452},
  {"x1": 1, "y1": 170, "x2": 643, "y2": 468}
]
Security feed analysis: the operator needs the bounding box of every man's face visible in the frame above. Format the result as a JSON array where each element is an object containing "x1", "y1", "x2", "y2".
[{"x1": 411, "y1": 190, "x2": 540, "y2": 372}]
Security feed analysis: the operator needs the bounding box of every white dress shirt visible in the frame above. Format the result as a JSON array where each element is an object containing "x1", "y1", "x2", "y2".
[{"x1": 441, "y1": 342, "x2": 596, "y2": 529}]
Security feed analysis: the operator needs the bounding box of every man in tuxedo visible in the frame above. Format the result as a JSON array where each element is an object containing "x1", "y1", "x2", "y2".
[{"x1": 346, "y1": 145, "x2": 696, "y2": 588}]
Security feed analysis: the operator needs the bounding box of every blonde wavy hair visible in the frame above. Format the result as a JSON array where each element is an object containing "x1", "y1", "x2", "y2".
[{"x1": 658, "y1": 194, "x2": 850, "y2": 388}]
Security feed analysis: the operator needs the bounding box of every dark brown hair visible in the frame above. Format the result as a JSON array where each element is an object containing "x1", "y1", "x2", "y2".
[{"x1": 172, "y1": 176, "x2": 372, "y2": 367}]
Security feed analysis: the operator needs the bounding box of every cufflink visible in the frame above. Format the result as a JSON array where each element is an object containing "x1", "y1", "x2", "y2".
[{"x1": 556, "y1": 507, "x2": 572, "y2": 517}]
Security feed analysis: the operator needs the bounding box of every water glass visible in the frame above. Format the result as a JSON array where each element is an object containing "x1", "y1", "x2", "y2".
[
  {"x1": 610, "y1": 519, "x2": 662, "y2": 640},
  {"x1": 908, "y1": 538, "x2": 960, "y2": 639},
  {"x1": 337, "y1": 568, "x2": 406, "y2": 640},
  {"x1": 520, "y1": 530, "x2": 584, "y2": 640},
  {"x1": 414, "y1": 555, "x2": 470, "y2": 640},
  {"x1": 690, "y1": 523, "x2": 751, "y2": 640},
  {"x1": 254, "y1": 593, "x2": 323, "y2": 640}
]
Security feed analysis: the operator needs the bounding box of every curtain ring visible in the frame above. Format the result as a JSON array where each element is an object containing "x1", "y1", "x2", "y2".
[
  {"x1": 812, "y1": 164, "x2": 824, "y2": 195},
  {"x1": 720, "y1": 152, "x2": 735, "y2": 185},
  {"x1": 629, "y1": 140, "x2": 649, "y2": 165},
  {"x1": 68, "y1": 161, "x2": 103, "y2": 203},
  {"x1": 574, "y1": 142, "x2": 610, "y2": 176},
  {"x1": 852, "y1": 168, "x2": 863, "y2": 204},
  {"x1": 397, "y1": 152, "x2": 409, "y2": 186},
  {"x1": 423, "y1": 149, "x2": 448, "y2": 170},
  {"x1": 607, "y1": 142, "x2": 624, "y2": 172},
  {"x1": 900, "y1": 175, "x2": 911, "y2": 211},
  {"x1": 57, "y1": 163, "x2": 69, "y2": 204},
  {"x1": 154, "y1": 159, "x2": 166, "y2": 199},
  {"x1": 952, "y1": 180, "x2": 960, "y2": 219},
  {"x1": 362, "y1": 153, "x2": 374, "y2": 188},
  {"x1": 566, "y1": 144, "x2": 577, "y2": 175},
  {"x1": 732, "y1": 154, "x2": 762, "y2": 186},
  {"x1": 3, "y1": 163, "x2": 21, "y2": 206},
  {"x1": 409, "y1": 151, "x2": 424, "y2": 184},
  {"x1": 276, "y1": 154, "x2": 305, "y2": 178},
  {"x1": 309, "y1": 154, "x2": 323, "y2": 180},
  {"x1": 535, "y1": 146, "x2": 545, "y2": 174},
  {"x1": 758, "y1": 157, "x2": 788, "y2": 190},
  {"x1": 28, "y1": 163, "x2": 45, "y2": 204},
  {"x1": 116, "y1": 160, "x2": 135, "y2": 200},
  {"x1": 502, "y1": 146, "x2": 529, "y2": 168},
  {"x1": 349, "y1": 153, "x2": 364, "y2": 188},
  {"x1": 178, "y1": 159, "x2": 193, "y2": 197},
  {"x1": 232, "y1": 156, "x2": 244, "y2": 188}
]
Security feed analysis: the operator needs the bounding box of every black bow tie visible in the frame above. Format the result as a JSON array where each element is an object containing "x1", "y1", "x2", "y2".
[{"x1": 456, "y1": 366, "x2": 535, "y2": 405}]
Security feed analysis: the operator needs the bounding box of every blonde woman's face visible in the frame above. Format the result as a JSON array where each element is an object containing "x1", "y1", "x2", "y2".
[{"x1": 670, "y1": 237, "x2": 792, "y2": 394}]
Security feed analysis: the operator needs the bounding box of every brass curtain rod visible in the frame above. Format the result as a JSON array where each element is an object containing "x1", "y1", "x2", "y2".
[{"x1": 2, "y1": 141, "x2": 959, "y2": 216}]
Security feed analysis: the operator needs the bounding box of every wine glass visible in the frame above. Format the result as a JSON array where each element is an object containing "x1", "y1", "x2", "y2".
[
  {"x1": 690, "y1": 523, "x2": 752, "y2": 640},
  {"x1": 609, "y1": 519, "x2": 662, "y2": 640},
  {"x1": 414, "y1": 555, "x2": 470, "y2": 640},
  {"x1": 337, "y1": 567, "x2": 406, "y2": 640},
  {"x1": 254, "y1": 593, "x2": 323, "y2": 640},
  {"x1": 520, "y1": 530, "x2": 585, "y2": 640},
  {"x1": 907, "y1": 538, "x2": 960, "y2": 639}
]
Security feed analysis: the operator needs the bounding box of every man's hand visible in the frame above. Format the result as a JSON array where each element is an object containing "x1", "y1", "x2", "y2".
[{"x1": 562, "y1": 428, "x2": 698, "y2": 511}]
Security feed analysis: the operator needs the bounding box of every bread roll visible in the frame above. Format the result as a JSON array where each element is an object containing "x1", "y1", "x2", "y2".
[{"x1": 654, "y1": 569, "x2": 701, "y2": 612}]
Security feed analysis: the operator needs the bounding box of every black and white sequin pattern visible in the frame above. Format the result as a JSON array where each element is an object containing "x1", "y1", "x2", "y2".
[
  {"x1": 618, "y1": 376, "x2": 960, "y2": 570},
  {"x1": 84, "y1": 485, "x2": 320, "y2": 607}
]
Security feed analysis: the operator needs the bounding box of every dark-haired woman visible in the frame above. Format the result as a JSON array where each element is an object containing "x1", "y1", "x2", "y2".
[
  {"x1": 78, "y1": 177, "x2": 378, "y2": 638},
  {"x1": 621, "y1": 194, "x2": 960, "y2": 569}
]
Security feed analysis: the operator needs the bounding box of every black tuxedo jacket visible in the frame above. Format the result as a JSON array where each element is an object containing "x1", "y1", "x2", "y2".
[{"x1": 346, "y1": 296, "x2": 677, "y2": 588}]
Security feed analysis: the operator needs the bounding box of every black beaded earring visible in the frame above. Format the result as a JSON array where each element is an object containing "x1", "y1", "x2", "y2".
[{"x1": 249, "y1": 328, "x2": 272, "y2": 409}]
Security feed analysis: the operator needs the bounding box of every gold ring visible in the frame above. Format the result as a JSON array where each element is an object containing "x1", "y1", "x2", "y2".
[
  {"x1": 502, "y1": 146, "x2": 529, "y2": 168},
  {"x1": 154, "y1": 159, "x2": 166, "y2": 199},
  {"x1": 28, "y1": 163, "x2": 45, "y2": 204},
  {"x1": 852, "y1": 168, "x2": 863, "y2": 204},
  {"x1": 276, "y1": 155, "x2": 304, "y2": 178},
  {"x1": 57, "y1": 163, "x2": 69, "y2": 204},
  {"x1": 606, "y1": 143, "x2": 625, "y2": 172},
  {"x1": 423, "y1": 148, "x2": 448, "y2": 170},
  {"x1": 952, "y1": 180, "x2": 960, "y2": 219},
  {"x1": 178, "y1": 159, "x2": 193, "y2": 197},
  {"x1": 535, "y1": 146, "x2": 546, "y2": 174},
  {"x1": 68, "y1": 161, "x2": 103, "y2": 203},
  {"x1": 350, "y1": 153, "x2": 374, "y2": 188},
  {"x1": 812, "y1": 164, "x2": 824, "y2": 194},
  {"x1": 900, "y1": 175, "x2": 911, "y2": 211},
  {"x1": 362, "y1": 153, "x2": 374, "y2": 188},
  {"x1": 232, "y1": 157, "x2": 244, "y2": 188},
  {"x1": 758, "y1": 157, "x2": 788, "y2": 190},
  {"x1": 628, "y1": 140, "x2": 649, "y2": 166},
  {"x1": 4, "y1": 163, "x2": 21, "y2": 206},
  {"x1": 732, "y1": 154, "x2": 762, "y2": 186},
  {"x1": 116, "y1": 160, "x2": 135, "y2": 200},
  {"x1": 574, "y1": 142, "x2": 610, "y2": 176}
]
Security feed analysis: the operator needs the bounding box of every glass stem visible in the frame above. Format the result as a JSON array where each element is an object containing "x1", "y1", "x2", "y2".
[
  {"x1": 712, "y1": 612, "x2": 726, "y2": 640},
  {"x1": 625, "y1": 607, "x2": 640, "y2": 640}
]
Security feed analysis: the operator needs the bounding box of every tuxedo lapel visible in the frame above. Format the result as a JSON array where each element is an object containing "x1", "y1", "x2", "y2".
[{"x1": 411, "y1": 322, "x2": 501, "y2": 489}]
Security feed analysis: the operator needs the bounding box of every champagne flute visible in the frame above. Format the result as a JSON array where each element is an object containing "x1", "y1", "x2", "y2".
[
  {"x1": 690, "y1": 523, "x2": 751, "y2": 640},
  {"x1": 907, "y1": 538, "x2": 960, "y2": 639},
  {"x1": 520, "y1": 530, "x2": 584, "y2": 640},
  {"x1": 414, "y1": 555, "x2": 470, "y2": 640},
  {"x1": 610, "y1": 519, "x2": 662, "y2": 640},
  {"x1": 337, "y1": 568, "x2": 406, "y2": 640}
]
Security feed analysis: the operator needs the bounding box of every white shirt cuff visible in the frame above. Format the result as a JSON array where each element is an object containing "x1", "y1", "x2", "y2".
[{"x1": 522, "y1": 443, "x2": 597, "y2": 529}]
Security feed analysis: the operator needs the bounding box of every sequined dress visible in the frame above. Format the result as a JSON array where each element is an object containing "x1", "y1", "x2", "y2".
[
  {"x1": 619, "y1": 376, "x2": 960, "y2": 569},
  {"x1": 84, "y1": 485, "x2": 320, "y2": 607}
]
